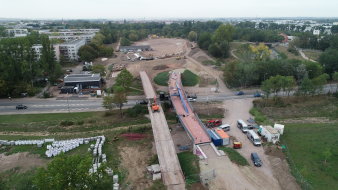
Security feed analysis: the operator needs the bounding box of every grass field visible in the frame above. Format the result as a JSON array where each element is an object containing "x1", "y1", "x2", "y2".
[
  {"x1": 254, "y1": 96, "x2": 338, "y2": 190},
  {"x1": 154, "y1": 69, "x2": 199, "y2": 86},
  {"x1": 0, "y1": 111, "x2": 150, "y2": 133},
  {"x1": 178, "y1": 151, "x2": 200, "y2": 184},
  {"x1": 218, "y1": 147, "x2": 249, "y2": 166},
  {"x1": 274, "y1": 45, "x2": 304, "y2": 60},
  {"x1": 153, "y1": 71, "x2": 169, "y2": 86},
  {"x1": 181, "y1": 70, "x2": 199, "y2": 86},
  {"x1": 303, "y1": 50, "x2": 322, "y2": 61}
]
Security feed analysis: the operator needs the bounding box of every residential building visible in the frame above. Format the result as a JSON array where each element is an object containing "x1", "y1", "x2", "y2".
[
  {"x1": 313, "y1": 29, "x2": 320, "y2": 35},
  {"x1": 59, "y1": 39, "x2": 86, "y2": 61},
  {"x1": 6, "y1": 29, "x2": 28, "y2": 37},
  {"x1": 49, "y1": 33, "x2": 95, "y2": 43},
  {"x1": 32, "y1": 44, "x2": 60, "y2": 61}
]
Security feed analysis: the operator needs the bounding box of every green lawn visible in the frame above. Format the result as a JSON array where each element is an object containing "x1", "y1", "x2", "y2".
[
  {"x1": 254, "y1": 96, "x2": 338, "y2": 190},
  {"x1": 0, "y1": 111, "x2": 150, "y2": 133},
  {"x1": 181, "y1": 70, "x2": 199, "y2": 86},
  {"x1": 177, "y1": 152, "x2": 200, "y2": 184},
  {"x1": 153, "y1": 71, "x2": 169, "y2": 86},
  {"x1": 154, "y1": 69, "x2": 199, "y2": 86},
  {"x1": 282, "y1": 123, "x2": 338, "y2": 190},
  {"x1": 218, "y1": 147, "x2": 249, "y2": 166}
]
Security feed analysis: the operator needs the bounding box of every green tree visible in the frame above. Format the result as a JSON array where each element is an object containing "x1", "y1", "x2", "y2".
[
  {"x1": 261, "y1": 79, "x2": 273, "y2": 99},
  {"x1": 102, "y1": 95, "x2": 114, "y2": 111},
  {"x1": 213, "y1": 24, "x2": 234, "y2": 43},
  {"x1": 92, "y1": 64, "x2": 106, "y2": 76},
  {"x1": 33, "y1": 154, "x2": 110, "y2": 190},
  {"x1": 120, "y1": 37, "x2": 131, "y2": 46},
  {"x1": 322, "y1": 148, "x2": 332, "y2": 165},
  {"x1": 188, "y1": 31, "x2": 197, "y2": 42},
  {"x1": 312, "y1": 73, "x2": 329, "y2": 94},
  {"x1": 78, "y1": 45, "x2": 98, "y2": 62},
  {"x1": 298, "y1": 76, "x2": 314, "y2": 96},
  {"x1": 115, "y1": 69, "x2": 133, "y2": 89},
  {"x1": 332, "y1": 72, "x2": 338, "y2": 92},
  {"x1": 91, "y1": 33, "x2": 105, "y2": 46},
  {"x1": 319, "y1": 48, "x2": 338, "y2": 75},
  {"x1": 197, "y1": 32, "x2": 212, "y2": 50},
  {"x1": 113, "y1": 86, "x2": 127, "y2": 117}
]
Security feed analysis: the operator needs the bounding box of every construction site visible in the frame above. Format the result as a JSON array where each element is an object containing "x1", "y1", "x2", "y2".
[{"x1": 1, "y1": 37, "x2": 300, "y2": 190}]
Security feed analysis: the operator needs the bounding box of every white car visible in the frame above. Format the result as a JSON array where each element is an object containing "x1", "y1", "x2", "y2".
[
  {"x1": 187, "y1": 98, "x2": 196, "y2": 102},
  {"x1": 218, "y1": 124, "x2": 230, "y2": 131}
]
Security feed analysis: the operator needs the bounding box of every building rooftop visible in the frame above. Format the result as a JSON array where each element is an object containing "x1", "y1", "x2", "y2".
[
  {"x1": 64, "y1": 74, "x2": 101, "y2": 83},
  {"x1": 60, "y1": 39, "x2": 86, "y2": 46}
]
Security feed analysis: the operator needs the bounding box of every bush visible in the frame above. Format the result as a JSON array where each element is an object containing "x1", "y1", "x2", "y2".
[
  {"x1": 76, "y1": 120, "x2": 84, "y2": 125},
  {"x1": 219, "y1": 147, "x2": 249, "y2": 166},
  {"x1": 126, "y1": 104, "x2": 147, "y2": 117},
  {"x1": 60, "y1": 120, "x2": 74, "y2": 126},
  {"x1": 249, "y1": 108, "x2": 267, "y2": 124}
]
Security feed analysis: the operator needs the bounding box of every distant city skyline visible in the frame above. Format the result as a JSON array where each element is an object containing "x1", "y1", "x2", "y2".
[{"x1": 1, "y1": 0, "x2": 338, "y2": 19}]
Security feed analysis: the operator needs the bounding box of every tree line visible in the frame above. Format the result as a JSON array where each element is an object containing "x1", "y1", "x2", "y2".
[{"x1": 0, "y1": 32, "x2": 61, "y2": 97}]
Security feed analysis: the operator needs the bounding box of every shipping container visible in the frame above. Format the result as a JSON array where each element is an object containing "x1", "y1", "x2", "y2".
[
  {"x1": 214, "y1": 129, "x2": 230, "y2": 145},
  {"x1": 207, "y1": 130, "x2": 222, "y2": 146}
]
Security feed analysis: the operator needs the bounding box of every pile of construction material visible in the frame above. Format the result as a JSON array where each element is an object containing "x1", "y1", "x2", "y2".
[
  {"x1": 147, "y1": 164, "x2": 161, "y2": 181},
  {"x1": 0, "y1": 138, "x2": 55, "y2": 147},
  {"x1": 0, "y1": 136, "x2": 119, "y2": 189}
]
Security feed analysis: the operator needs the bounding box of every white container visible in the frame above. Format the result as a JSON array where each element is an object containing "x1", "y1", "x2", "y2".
[{"x1": 113, "y1": 175, "x2": 118, "y2": 183}]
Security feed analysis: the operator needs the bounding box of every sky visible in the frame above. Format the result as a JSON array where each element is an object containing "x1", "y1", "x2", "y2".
[{"x1": 0, "y1": 0, "x2": 338, "y2": 19}]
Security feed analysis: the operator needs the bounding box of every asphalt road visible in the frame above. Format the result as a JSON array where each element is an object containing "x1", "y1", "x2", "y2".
[{"x1": 0, "y1": 84, "x2": 335, "y2": 115}]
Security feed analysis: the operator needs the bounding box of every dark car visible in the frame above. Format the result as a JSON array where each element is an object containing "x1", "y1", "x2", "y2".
[
  {"x1": 16, "y1": 104, "x2": 27, "y2": 110},
  {"x1": 251, "y1": 152, "x2": 262, "y2": 167},
  {"x1": 236, "y1": 91, "x2": 244, "y2": 96},
  {"x1": 137, "y1": 100, "x2": 148, "y2": 105},
  {"x1": 253, "y1": 92, "x2": 264, "y2": 97}
]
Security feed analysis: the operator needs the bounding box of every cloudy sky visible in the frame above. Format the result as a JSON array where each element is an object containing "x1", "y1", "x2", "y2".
[{"x1": 1, "y1": 0, "x2": 337, "y2": 19}]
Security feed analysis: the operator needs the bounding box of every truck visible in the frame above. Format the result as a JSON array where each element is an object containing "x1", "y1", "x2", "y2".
[
  {"x1": 258, "y1": 125, "x2": 280, "y2": 144},
  {"x1": 207, "y1": 130, "x2": 222, "y2": 146},
  {"x1": 246, "y1": 130, "x2": 261, "y2": 146},
  {"x1": 237, "y1": 119, "x2": 249, "y2": 133}
]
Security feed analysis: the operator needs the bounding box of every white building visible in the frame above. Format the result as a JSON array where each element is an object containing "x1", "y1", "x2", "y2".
[
  {"x1": 6, "y1": 29, "x2": 28, "y2": 37},
  {"x1": 313, "y1": 29, "x2": 320, "y2": 36},
  {"x1": 32, "y1": 44, "x2": 60, "y2": 61},
  {"x1": 49, "y1": 33, "x2": 95, "y2": 43},
  {"x1": 59, "y1": 39, "x2": 86, "y2": 61}
]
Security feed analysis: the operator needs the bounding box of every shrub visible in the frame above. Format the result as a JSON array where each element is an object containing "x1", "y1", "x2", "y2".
[{"x1": 60, "y1": 120, "x2": 74, "y2": 126}]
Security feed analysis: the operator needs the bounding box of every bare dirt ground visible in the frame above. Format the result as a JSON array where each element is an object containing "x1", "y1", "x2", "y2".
[
  {"x1": 171, "y1": 124, "x2": 193, "y2": 153},
  {"x1": 120, "y1": 145, "x2": 153, "y2": 190},
  {"x1": 134, "y1": 38, "x2": 188, "y2": 57},
  {"x1": 210, "y1": 98, "x2": 300, "y2": 190},
  {"x1": 0, "y1": 152, "x2": 48, "y2": 172}
]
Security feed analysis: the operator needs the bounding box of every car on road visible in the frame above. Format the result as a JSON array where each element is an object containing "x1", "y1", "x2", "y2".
[
  {"x1": 251, "y1": 152, "x2": 262, "y2": 167},
  {"x1": 137, "y1": 100, "x2": 148, "y2": 105},
  {"x1": 236, "y1": 91, "x2": 244, "y2": 96},
  {"x1": 253, "y1": 92, "x2": 264, "y2": 97},
  {"x1": 218, "y1": 124, "x2": 230, "y2": 131},
  {"x1": 187, "y1": 97, "x2": 196, "y2": 102},
  {"x1": 16, "y1": 104, "x2": 27, "y2": 110}
]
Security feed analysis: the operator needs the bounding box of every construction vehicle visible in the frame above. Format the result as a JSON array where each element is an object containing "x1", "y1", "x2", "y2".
[
  {"x1": 151, "y1": 97, "x2": 160, "y2": 113},
  {"x1": 206, "y1": 119, "x2": 222, "y2": 128},
  {"x1": 231, "y1": 136, "x2": 242, "y2": 149}
]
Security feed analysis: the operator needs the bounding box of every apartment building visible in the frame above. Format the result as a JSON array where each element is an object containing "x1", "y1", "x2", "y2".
[
  {"x1": 6, "y1": 29, "x2": 28, "y2": 37},
  {"x1": 32, "y1": 44, "x2": 60, "y2": 61},
  {"x1": 39, "y1": 29, "x2": 98, "y2": 43},
  {"x1": 49, "y1": 33, "x2": 95, "y2": 43},
  {"x1": 59, "y1": 39, "x2": 86, "y2": 61}
]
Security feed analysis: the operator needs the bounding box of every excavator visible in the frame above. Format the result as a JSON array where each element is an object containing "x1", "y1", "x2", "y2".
[{"x1": 151, "y1": 96, "x2": 160, "y2": 113}]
